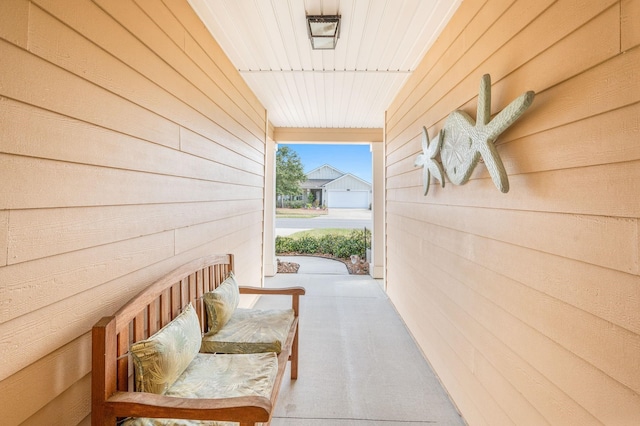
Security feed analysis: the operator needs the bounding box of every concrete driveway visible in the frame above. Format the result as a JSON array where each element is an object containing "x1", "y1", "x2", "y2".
[{"x1": 324, "y1": 208, "x2": 372, "y2": 219}]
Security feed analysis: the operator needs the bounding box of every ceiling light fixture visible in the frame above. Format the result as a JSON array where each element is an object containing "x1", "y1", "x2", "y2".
[{"x1": 306, "y1": 15, "x2": 341, "y2": 50}]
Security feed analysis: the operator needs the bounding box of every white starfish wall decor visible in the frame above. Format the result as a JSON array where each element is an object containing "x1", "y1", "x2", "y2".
[
  {"x1": 414, "y1": 127, "x2": 445, "y2": 196},
  {"x1": 415, "y1": 74, "x2": 535, "y2": 194}
]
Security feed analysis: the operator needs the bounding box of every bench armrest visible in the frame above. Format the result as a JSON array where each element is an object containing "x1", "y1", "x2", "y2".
[
  {"x1": 239, "y1": 286, "x2": 305, "y2": 296},
  {"x1": 239, "y1": 286, "x2": 305, "y2": 316},
  {"x1": 106, "y1": 392, "x2": 272, "y2": 422}
]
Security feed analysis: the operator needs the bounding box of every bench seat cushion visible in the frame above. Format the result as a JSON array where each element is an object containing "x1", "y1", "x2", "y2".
[
  {"x1": 201, "y1": 308, "x2": 295, "y2": 354},
  {"x1": 122, "y1": 352, "x2": 278, "y2": 426}
]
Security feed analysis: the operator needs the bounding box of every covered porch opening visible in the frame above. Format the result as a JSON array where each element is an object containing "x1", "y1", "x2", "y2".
[{"x1": 264, "y1": 127, "x2": 385, "y2": 281}]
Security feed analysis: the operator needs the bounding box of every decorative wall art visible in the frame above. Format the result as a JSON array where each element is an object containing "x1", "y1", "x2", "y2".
[{"x1": 415, "y1": 74, "x2": 535, "y2": 194}]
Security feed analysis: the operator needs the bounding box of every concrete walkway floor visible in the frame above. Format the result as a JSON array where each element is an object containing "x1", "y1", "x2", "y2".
[{"x1": 257, "y1": 256, "x2": 465, "y2": 426}]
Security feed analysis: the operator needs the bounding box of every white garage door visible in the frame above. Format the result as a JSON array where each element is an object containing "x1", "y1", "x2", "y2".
[{"x1": 327, "y1": 190, "x2": 369, "y2": 208}]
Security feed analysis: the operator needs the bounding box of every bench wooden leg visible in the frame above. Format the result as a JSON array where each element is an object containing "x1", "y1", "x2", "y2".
[{"x1": 290, "y1": 328, "x2": 299, "y2": 379}]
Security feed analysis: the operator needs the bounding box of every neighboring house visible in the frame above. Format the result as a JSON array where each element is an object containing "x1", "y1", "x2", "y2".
[{"x1": 301, "y1": 165, "x2": 372, "y2": 209}]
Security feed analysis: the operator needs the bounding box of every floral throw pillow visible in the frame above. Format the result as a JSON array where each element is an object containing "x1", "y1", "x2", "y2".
[
  {"x1": 203, "y1": 272, "x2": 240, "y2": 334},
  {"x1": 130, "y1": 303, "x2": 201, "y2": 394}
]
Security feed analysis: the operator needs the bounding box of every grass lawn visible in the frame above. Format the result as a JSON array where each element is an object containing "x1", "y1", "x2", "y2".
[
  {"x1": 275, "y1": 208, "x2": 328, "y2": 218},
  {"x1": 283, "y1": 228, "x2": 353, "y2": 239}
]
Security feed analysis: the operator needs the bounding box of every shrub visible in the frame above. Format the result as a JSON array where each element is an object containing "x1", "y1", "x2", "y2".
[
  {"x1": 276, "y1": 228, "x2": 371, "y2": 259},
  {"x1": 317, "y1": 234, "x2": 336, "y2": 254},
  {"x1": 283, "y1": 200, "x2": 305, "y2": 209},
  {"x1": 275, "y1": 236, "x2": 295, "y2": 253},
  {"x1": 296, "y1": 236, "x2": 319, "y2": 253},
  {"x1": 332, "y1": 234, "x2": 362, "y2": 258}
]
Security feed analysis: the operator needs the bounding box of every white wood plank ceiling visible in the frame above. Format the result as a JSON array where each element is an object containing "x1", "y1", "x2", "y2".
[{"x1": 188, "y1": 0, "x2": 461, "y2": 129}]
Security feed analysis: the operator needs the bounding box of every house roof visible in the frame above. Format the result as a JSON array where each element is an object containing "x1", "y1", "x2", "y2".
[
  {"x1": 302, "y1": 165, "x2": 371, "y2": 190},
  {"x1": 305, "y1": 164, "x2": 346, "y2": 177},
  {"x1": 324, "y1": 173, "x2": 371, "y2": 190},
  {"x1": 301, "y1": 179, "x2": 333, "y2": 189}
]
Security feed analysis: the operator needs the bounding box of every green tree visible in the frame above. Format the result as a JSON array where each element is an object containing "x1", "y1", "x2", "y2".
[{"x1": 276, "y1": 146, "x2": 306, "y2": 208}]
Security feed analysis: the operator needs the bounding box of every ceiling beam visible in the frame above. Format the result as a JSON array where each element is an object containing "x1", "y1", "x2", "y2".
[{"x1": 273, "y1": 127, "x2": 383, "y2": 143}]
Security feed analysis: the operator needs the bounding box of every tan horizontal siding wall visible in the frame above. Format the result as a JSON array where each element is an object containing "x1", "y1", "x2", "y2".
[
  {"x1": 0, "y1": 0, "x2": 266, "y2": 424},
  {"x1": 385, "y1": 0, "x2": 640, "y2": 425}
]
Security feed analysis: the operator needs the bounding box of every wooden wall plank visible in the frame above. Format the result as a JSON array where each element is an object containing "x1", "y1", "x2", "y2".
[
  {"x1": 387, "y1": 0, "x2": 515, "y2": 135},
  {"x1": 0, "y1": 39, "x2": 179, "y2": 148},
  {"x1": 388, "y1": 0, "x2": 576, "y2": 141},
  {"x1": 388, "y1": 251, "x2": 524, "y2": 426},
  {"x1": 407, "y1": 207, "x2": 640, "y2": 337},
  {"x1": 91, "y1": 0, "x2": 265, "y2": 147},
  {"x1": 78, "y1": 414, "x2": 91, "y2": 426},
  {"x1": 389, "y1": 252, "x2": 592, "y2": 425},
  {"x1": 399, "y1": 265, "x2": 550, "y2": 426},
  {"x1": 394, "y1": 216, "x2": 640, "y2": 395},
  {"x1": 386, "y1": 0, "x2": 487, "y2": 124},
  {"x1": 387, "y1": 246, "x2": 606, "y2": 425},
  {"x1": 489, "y1": 102, "x2": 640, "y2": 174},
  {"x1": 0, "y1": 99, "x2": 263, "y2": 187},
  {"x1": 175, "y1": 211, "x2": 264, "y2": 255},
  {"x1": 229, "y1": 234, "x2": 268, "y2": 289},
  {"x1": 1, "y1": 231, "x2": 175, "y2": 325},
  {"x1": 162, "y1": 0, "x2": 266, "y2": 122},
  {"x1": 388, "y1": 211, "x2": 640, "y2": 335},
  {"x1": 387, "y1": 1, "x2": 621, "y2": 156},
  {"x1": 21, "y1": 373, "x2": 90, "y2": 426},
  {"x1": 388, "y1": 159, "x2": 640, "y2": 218},
  {"x1": 387, "y1": 227, "x2": 640, "y2": 424},
  {"x1": 387, "y1": 201, "x2": 638, "y2": 275},
  {"x1": 385, "y1": 1, "x2": 640, "y2": 424},
  {"x1": 8, "y1": 200, "x2": 260, "y2": 264},
  {"x1": 180, "y1": 127, "x2": 264, "y2": 172},
  {"x1": 0, "y1": 211, "x2": 7, "y2": 267},
  {"x1": 0, "y1": 0, "x2": 268, "y2": 423},
  {"x1": 133, "y1": 0, "x2": 187, "y2": 50},
  {"x1": 622, "y1": 0, "x2": 640, "y2": 51},
  {"x1": 0, "y1": 0, "x2": 29, "y2": 48},
  {"x1": 0, "y1": 226, "x2": 255, "y2": 382},
  {"x1": 182, "y1": 31, "x2": 265, "y2": 131},
  {"x1": 0, "y1": 154, "x2": 262, "y2": 210},
  {"x1": 0, "y1": 333, "x2": 91, "y2": 425},
  {"x1": 454, "y1": 100, "x2": 640, "y2": 183},
  {"x1": 30, "y1": 0, "x2": 264, "y2": 157},
  {"x1": 489, "y1": 37, "x2": 639, "y2": 142},
  {"x1": 387, "y1": 103, "x2": 640, "y2": 209},
  {"x1": 27, "y1": 4, "x2": 262, "y2": 159},
  {"x1": 163, "y1": 0, "x2": 266, "y2": 128}
]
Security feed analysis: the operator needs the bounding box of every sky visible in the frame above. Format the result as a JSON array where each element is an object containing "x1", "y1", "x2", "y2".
[{"x1": 278, "y1": 143, "x2": 372, "y2": 183}]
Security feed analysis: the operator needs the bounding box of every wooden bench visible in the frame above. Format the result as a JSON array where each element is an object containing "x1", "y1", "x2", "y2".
[{"x1": 92, "y1": 254, "x2": 305, "y2": 425}]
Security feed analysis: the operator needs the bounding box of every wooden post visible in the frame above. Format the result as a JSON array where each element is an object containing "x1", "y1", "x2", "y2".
[{"x1": 92, "y1": 316, "x2": 117, "y2": 425}]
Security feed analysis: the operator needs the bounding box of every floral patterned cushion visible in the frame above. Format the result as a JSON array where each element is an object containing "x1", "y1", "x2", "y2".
[
  {"x1": 130, "y1": 303, "x2": 201, "y2": 395},
  {"x1": 201, "y1": 308, "x2": 294, "y2": 354},
  {"x1": 123, "y1": 420, "x2": 234, "y2": 426},
  {"x1": 122, "y1": 352, "x2": 278, "y2": 426},
  {"x1": 203, "y1": 273, "x2": 240, "y2": 333}
]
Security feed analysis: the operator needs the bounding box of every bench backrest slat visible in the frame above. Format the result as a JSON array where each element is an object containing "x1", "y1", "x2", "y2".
[
  {"x1": 117, "y1": 327, "x2": 129, "y2": 391},
  {"x1": 148, "y1": 301, "x2": 158, "y2": 336},
  {"x1": 133, "y1": 312, "x2": 145, "y2": 341}
]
